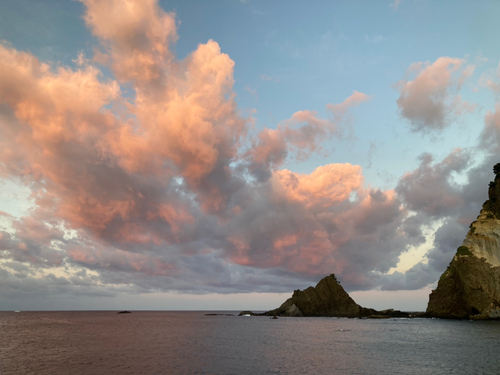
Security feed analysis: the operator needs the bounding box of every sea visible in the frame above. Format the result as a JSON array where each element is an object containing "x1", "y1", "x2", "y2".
[{"x1": 1, "y1": 311, "x2": 500, "y2": 375}]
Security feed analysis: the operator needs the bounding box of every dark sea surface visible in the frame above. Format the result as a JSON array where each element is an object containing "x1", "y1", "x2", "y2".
[{"x1": 1, "y1": 311, "x2": 500, "y2": 375}]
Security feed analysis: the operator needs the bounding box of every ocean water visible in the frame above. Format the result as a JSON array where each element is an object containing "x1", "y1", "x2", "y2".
[{"x1": 1, "y1": 311, "x2": 500, "y2": 374}]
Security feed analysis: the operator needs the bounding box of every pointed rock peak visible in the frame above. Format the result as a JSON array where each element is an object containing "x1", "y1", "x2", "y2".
[{"x1": 264, "y1": 274, "x2": 408, "y2": 318}]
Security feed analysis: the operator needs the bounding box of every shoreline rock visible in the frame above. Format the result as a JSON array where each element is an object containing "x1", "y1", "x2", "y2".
[{"x1": 426, "y1": 163, "x2": 500, "y2": 320}]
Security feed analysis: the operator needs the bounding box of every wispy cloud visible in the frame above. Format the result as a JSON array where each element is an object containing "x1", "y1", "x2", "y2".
[
  {"x1": 244, "y1": 85, "x2": 259, "y2": 101},
  {"x1": 260, "y1": 74, "x2": 279, "y2": 83},
  {"x1": 364, "y1": 34, "x2": 383, "y2": 44},
  {"x1": 391, "y1": 0, "x2": 401, "y2": 11}
]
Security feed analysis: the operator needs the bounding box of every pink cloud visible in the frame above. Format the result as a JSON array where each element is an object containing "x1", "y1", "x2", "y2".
[
  {"x1": 326, "y1": 90, "x2": 371, "y2": 117},
  {"x1": 82, "y1": 0, "x2": 178, "y2": 84},
  {"x1": 273, "y1": 163, "x2": 363, "y2": 208},
  {"x1": 273, "y1": 235, "x2": 297, "y2": 250},
  {"x1": 0, "y1": 210, "x2": 13, "y2": 218},
  {"x1": 479, "y1": 62, "x2": 500, "y2": 93},
  {"x1": 395, "y1": 57, "x2": 476, "y2": 132},
  {"x1": 0, "y1": 0, "x2": 450, "y2": 296},
  {"x1": 248, "y1": 91, "x2": 370, "y2": 172}
]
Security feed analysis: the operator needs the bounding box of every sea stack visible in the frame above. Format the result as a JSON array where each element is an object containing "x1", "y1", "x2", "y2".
[
  {"x1": 264, "y1": 274, "x2": 408, "y2": 318},
  {"x1": 265, "y1": 274, "x2": 369, "y2": 317},
  {"x1": 426, "y1": 163, "x2": 500, "y2": 319}
]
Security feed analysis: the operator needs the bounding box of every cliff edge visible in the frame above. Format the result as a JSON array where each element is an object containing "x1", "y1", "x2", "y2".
[{"x1": 426, "y1": 163, "x2": 500, "y2": 319}]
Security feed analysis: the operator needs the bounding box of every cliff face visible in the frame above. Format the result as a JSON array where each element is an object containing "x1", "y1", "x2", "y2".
[
  {"x1": 265, "y1": 274, "x2": 408, "y2": 318},
  {"x1": 426, "y1": 164, "x2": 500, "y2": 319}
]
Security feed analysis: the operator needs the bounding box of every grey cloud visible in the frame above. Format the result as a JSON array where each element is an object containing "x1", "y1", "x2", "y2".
[
  {"x1": 0, "y1": 231, "x2": 13, "y2": 250},
  {"x1": 396, "y1": 150, "x2": 470, "y2": 218},
  {"x1": 0, "y1": 267, "x2": 118, "y2": 301},
  {"x1": 378, "y1": 149, "x2": 497, "y2": 291},
  {"x1": 481, "y1": 105, "x2": 500, "y2": 153},
  {"x1": 378, "y1": 218, "x2": 468, "y2": 291}
]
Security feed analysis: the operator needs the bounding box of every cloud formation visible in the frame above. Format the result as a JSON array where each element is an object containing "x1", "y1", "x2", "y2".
[
  {"x1": 396, "y1": 149, "x2": 469, "y2": 218},
  {"x1": 395, "y1": 57, "x2": 475, "y2": 132},
  {"x1": 0, "y1": 0, "x2": 497, "y2": 304},
  {"x1": 0, "y1": 0, "x2": 393, "y2": 298},
  {"x1": 378, "y1": 148, "x2": 497, "y2": 291},
  {"x1": 247, "y1": 91, "x2": 370, "y2": 180}
]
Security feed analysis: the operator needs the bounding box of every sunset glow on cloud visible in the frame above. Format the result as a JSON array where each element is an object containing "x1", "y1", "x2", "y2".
[{"x1": 0, "y1": 0, "x2": 499, "y2": 310}]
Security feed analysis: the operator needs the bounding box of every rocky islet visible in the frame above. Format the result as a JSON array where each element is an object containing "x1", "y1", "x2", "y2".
[{"x1": 242, "y1": 273, "x2": 408, "y2": 318}]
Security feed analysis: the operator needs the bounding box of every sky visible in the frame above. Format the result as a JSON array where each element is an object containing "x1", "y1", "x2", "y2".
[{"x1": 0, "y1": 0, "x2": 499, "y2": 312}]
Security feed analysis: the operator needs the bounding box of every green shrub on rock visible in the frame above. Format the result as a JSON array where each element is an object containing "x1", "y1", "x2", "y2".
[
  {"x1": 456, "y1": 246, "x2": 472, "y2": 257},
  {"x1": 493, "y1": 163, "x2": 500, "y2": 175}
]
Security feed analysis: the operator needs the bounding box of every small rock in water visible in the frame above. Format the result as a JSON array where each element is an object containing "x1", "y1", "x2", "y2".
[{"x1": 238, "y1": 311, "x2": 257, "y2": 316}]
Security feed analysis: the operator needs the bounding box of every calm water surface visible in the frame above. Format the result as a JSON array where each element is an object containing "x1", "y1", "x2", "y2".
[{"x1": 1, "y1": 311, "x2": 500, "y2": 374}]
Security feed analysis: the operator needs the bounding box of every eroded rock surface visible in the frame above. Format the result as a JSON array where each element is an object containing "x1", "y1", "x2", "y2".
[
  {"x1": 265, "y1": 274, "x2": 407, "y2": 318},
  {"x1": 426, "y1": 163, "x2": 500, "y2": 319}
]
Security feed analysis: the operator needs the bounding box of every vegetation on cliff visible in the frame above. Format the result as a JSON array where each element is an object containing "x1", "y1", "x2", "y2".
[{"x1": 426, "y1": 163, "x2": 500, "y2": 319}]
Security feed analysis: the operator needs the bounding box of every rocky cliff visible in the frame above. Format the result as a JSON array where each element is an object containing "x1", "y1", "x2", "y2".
[
  {"x1": 265, "y1": 274, "x2": 407, "y2": 318},
  {"x1": 426, "y1": 163, "x2": 500, "y2": 319}
]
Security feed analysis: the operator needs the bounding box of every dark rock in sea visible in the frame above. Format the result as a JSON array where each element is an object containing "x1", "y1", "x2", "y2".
[
  {"x1": 366, "y1": 315, "x2": 390, "y2": 319},
  {"x1": 376, "y1": 308, "x2": 410, "y2": 318},
  {"x1": 117, "y1": 311, "x2": 131, "y2": 314},
  {"x1": 426, "y1": 163, "x2": 500, "y2": 320},
  {"x1": 271, "y1": 316, "x2": 278, "y2": 319},
  {"x1": 204, "y1": 313, "x2": 235, "y2": 316},
  {"x1": 263, "y1": 274, "x2": 409, "y2": 318}
]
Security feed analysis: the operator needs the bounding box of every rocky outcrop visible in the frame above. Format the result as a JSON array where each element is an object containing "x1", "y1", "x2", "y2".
[
  {"x1": 266, "y1": 274, "x2": 370, "y2": 317},
  {"x1": 264, "y1": 274, "x2": 408, "y2": 318},
  {"x1": 426, "y1": 163, "x2": 500, "y2": 319}
]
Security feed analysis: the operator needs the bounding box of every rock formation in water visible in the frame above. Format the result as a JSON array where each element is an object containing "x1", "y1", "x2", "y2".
[
  {"x1": 426, "y1": 163, "x2": 500, "y2": 319},
  {"x1": 264, "y1": 274, "x2": 408, "y2": 318}
]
